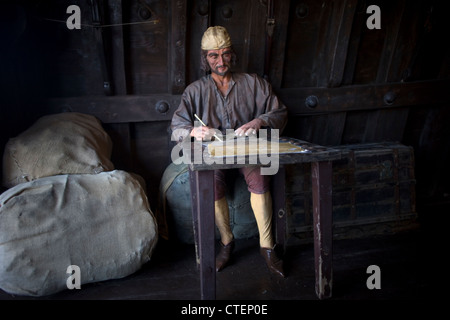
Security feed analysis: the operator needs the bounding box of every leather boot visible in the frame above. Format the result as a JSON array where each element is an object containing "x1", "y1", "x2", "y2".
[
  {"x1": 216, "y1": 240, "x2": 235, "y2": 272},
  {"x1": 260, "y1": 247, "x2": 286, "y2": 278}
]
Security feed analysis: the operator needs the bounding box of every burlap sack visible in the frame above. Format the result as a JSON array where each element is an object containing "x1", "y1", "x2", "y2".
[
  {"x1": 2, "y1": 112, "x2": 114, "y2": 188},
  {"x1": 0, "y1": 170, "x2": 158, "y2": 296},
  {"x1": 160, "y1": 163, "x2": 257, "y2": 244}
]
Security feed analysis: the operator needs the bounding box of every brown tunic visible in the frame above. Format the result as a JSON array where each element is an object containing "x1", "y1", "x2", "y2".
[{"x1": 170, "y1": 73, "x2": 288, "y2": 142}]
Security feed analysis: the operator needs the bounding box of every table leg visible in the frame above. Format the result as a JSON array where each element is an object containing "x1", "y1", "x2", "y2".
[
  {"x1": 189, "y1": 169, "x2": 216, "y2": 300},
  {"x1": 311, "y1": 161, "x2": 333, "y2": 300},
  {"x1": 189, "y1": 169, "x2": 200, "y2": 267},
  {"x1": 272, "y1": 165, "x2": 286, "y2": 253}
]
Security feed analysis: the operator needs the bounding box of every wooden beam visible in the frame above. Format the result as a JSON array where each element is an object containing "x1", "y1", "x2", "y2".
[
  {"x1": 319, "y1": 0, "x2": 358, "y2": 88},
  {"x1": 313, "y1": 0, "x2": 333, "y2": 87},
  {"x1": 312, "y1": 0, "x2": 357, "y2": 87},
  {"x1": 269, "y1": 0, "x2": 290, "y2": 89},
  {"x1": 278, "y1": 79, "x2": 450, "y2": 115},
  {"x1": 189, "y1": 169, "x2": 216, "y2": 300},
  {"x1": 44, "y1": 94, "x2": 181, "y2": 123},
  {"x1": 311, "y1": 161, "x2": 333, "y2": 299},
  {"x1": 272, "y1": 166, "x2": 287, "y2": 251},
  {"x1": 341, "y1": 0, "x2": 366, "y2": 86},
  {"x1": 43, "y1": 79, "x2": 450, "y2": 122},
  {"x1": 108, "y1": 0, "x2": 127, "y2": 95},
  {"x1": 367, "y1": 1, "x2": 407, "y2": 143},
  {"x1": 168, "y1": 0, "x2": 187, "y2": 94},
  {"x1": 375, "y1": 0, "x2": 406, "y2": 83},
  {"x1": 106, "y1": 1, "x2": 132, "y2": 177}
]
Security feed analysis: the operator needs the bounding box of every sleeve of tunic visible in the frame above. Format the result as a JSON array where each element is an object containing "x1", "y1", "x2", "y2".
[
  {"x1": 170, "y1": 88, "x2": 196, "y2": 142},
  {"x1": 170, "y1": 73, "x2": 288, "y2": 142},
  {"x1": 252, "y1": 74, "x2": 288, "y2": 132}
]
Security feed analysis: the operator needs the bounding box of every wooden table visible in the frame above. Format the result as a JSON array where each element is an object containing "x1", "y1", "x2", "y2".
[{"x1": 184, "y1": 137, "x2": 343, "y2": 300}]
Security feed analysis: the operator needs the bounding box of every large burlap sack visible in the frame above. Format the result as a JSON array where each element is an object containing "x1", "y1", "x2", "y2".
[
  {"x1": 0, "y1": 170, "x2": 158, "y2": 296},
  {"x1": 2, "y1": 112, "x2": 114, "y2": 188}
]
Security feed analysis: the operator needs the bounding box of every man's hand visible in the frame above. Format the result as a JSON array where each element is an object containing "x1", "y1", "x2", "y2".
[
  {"x1": 234, "y1": 118, "x2": 267, "y2": 137},
  {"x1": 190, "y1": 126, "x2": 215, "y2": 141}
]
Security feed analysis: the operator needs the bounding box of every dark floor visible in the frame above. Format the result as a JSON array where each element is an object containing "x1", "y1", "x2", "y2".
[
  {"x1": 0, "y1": 228, "x2": 431, "y2": 300},
  {"x1": 1, "y1": 232, "x2": 443, "y2": 318},
  {"x1": 1, "y1": 201, "x2": 445, "y2": 318}
]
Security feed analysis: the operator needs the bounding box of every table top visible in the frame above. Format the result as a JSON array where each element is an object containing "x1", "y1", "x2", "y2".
[{"x1": 182, "y1": 137, "x2": 344, "y2": 171}]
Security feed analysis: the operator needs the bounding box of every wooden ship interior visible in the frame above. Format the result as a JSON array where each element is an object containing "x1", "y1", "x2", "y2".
[{"x1": 0, "y1": 0, "x2": 448, "y2": 304}]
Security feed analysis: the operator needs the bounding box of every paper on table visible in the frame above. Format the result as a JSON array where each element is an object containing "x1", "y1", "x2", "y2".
[{"x1": 207, "y1": 137, "x2": 308, "y2": 157}]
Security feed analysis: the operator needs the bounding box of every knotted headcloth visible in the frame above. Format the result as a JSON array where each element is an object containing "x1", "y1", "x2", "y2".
[{"x1": 201, "y1": 26, "x2": 232, "y2": 50}]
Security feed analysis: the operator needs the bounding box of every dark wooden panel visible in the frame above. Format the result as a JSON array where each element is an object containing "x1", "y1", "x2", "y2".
[
  {"x1": 44, "y1": 94, "x2": 180, "y2": 123},
  {"x1": 284, "y1": 113, "x2": 346, "y2": 146},
  {"x1": 239, "y1": 0, "x2": 267, "y2": 76},
  {"x1": 377, "y1": 1, "x2": 443, "y2": 83},
  {"x1": 316, "y1": 0, "x2": 358, "y2": 88},
  {"x1": 282, "y1": 0, "x2": 329, "y2": 88},
  {"x1": 123, "y1": 0, "x2": 168, "y2": 94},
  {"x1": 35, "y1": 0, "x2": 106, "y2": 97},
  {"x1": 341, "y1": 0, "x2": 367, "y2": 86},
  {"x1": 278, "y1": 79, "x2": 450, "y2": 115},
  {"x1": 132, "y1": 121, "x2": 173, "y2": 211},
  {"x1": 417, "y1": 1, "x2": 450, "y2": 81},
  {"x1": 108, "y1": 0, "x2": 127, "y2": 95},
  {"x1": 351, "y1": 0, "x2": 391, "y2": 84},
  {"x1": 103, "y1": 122, "x2": 133, "y2": 171},
  {"x1": 3, "y1": 0, "x2": 449, "y2": 211},
  {"x1": 186, "y1": 0, "x2": 210, "y2": 84},
  {"x1": 268, "y1": 0, "x2": 290, "y2": 88},
  {"x1": 362, "y1": 108, "x2": 409, "y2": 143},
  {"x1": 210, "y1": 0, "x2": 266, "y2": 76},
  {"x1": 168, "y1": 0, "x2": 187, "y2": 94},
  {"x1": 374, "y1": 0, "x2": 406, "y2": 83},
  {"x1": 403, "y1": 105, "x2": 450, "y2": 199},
  {"x1": 43, "y1": 79, "x2": 450, "y2": 123}
]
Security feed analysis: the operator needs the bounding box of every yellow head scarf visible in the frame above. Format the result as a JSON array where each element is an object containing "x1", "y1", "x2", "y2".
[{"x1": 201, "y1": 26, "x2": 232, "y2": 50}]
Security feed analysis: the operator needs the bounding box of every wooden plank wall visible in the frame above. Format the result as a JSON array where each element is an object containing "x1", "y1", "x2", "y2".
[{"x1": 1, "y1": 0, "x2": 449, "y2": 212}]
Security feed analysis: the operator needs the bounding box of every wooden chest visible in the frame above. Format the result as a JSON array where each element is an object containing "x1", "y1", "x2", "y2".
[{"x1": 285, "y1": 142, "x2": 417, "y2": 242}]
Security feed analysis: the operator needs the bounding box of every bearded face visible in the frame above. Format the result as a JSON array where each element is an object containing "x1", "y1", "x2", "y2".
[
  {"x1": 206, "y1": 48, "x2": 233, "y2": 76},
  {"x1": 201, "y1": 48, "x2": 237, "y2": 74}
]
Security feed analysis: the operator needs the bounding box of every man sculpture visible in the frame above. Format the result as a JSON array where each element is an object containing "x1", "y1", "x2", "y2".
[{"x1": 171, "y1": 26, "x2": 288, "y2": 278}]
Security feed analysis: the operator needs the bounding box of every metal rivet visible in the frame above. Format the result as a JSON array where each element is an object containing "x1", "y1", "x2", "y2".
[
  {"x1": 222, "y1": 6, "x2": 233, "y2": 19},
  {"x1": 305, "y1": 95, "x2": 318, "y2": 108},
  {"x1": 384, "y1": 91, "x2": 397, "y2": 105},
  {"x1": 198, "y1": 4, "x2": 209, "y2": 16},
  {"x1": 138, "y1": 7, "x2": 152, "y2": 20},
  {"x1": 156, "y1": 100, "x2": 169, "y2": 114},
  {"x1": 296, "y1": 3, "x2": 308, "y2": 18}
]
